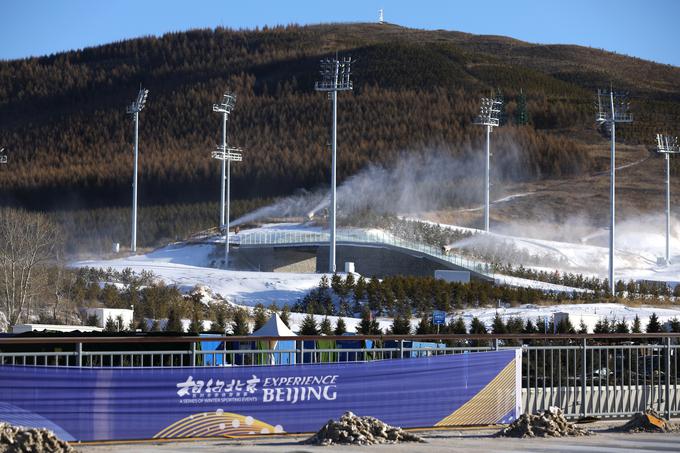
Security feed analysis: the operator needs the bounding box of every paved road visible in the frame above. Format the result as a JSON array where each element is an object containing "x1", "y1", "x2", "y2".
[{"x1": 78, "y1": 428, "x2": 680, "y2": 453}]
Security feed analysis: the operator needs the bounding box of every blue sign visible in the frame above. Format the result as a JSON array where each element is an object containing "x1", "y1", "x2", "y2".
[
  {"x1": 433, "y1": 310, "x2": 447, "y2": 325},
  {"x1": 0, "y1": 350, "x2": 520, "y2": 441}
]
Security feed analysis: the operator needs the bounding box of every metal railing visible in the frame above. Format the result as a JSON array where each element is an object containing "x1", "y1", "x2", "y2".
[
  {"x1": 1, "y1": 333, "x2": 678, "y2": 419},
  {"x1": 238, "y1": 228, "x2": 494, "y2": 277}
]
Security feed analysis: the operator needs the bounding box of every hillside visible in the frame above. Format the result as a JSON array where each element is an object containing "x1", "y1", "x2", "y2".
[{"x1": 1, "y1": 22, "x2": 679, "y2": 251}]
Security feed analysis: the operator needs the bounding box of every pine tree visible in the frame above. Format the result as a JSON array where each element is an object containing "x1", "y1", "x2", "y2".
[
  {"x1": 280, "y1": 305, "x2": 291, "y2": 328},
  {"x1": 299, "y1": 312, "x2": 319, "y2": 335},
  {"x1": 646, "y1": 313, "x2": 662, "y2": 333},
  {"x1": 104, "y1": 316, "x2": 118, "y2": 332},
  {"x1": 231, "y1": 309, "x2": 251, "y2": 336},
  {"x1": 334, "y1": 317, "x2": 347, "y2": 335},
  {"x1": 415, "y1": 315, "x2": 431, "y2": 335},
  {"x1": 188, "y1": 311, "x2": 204, "y2": 334},
  {"x1": 253, "y1": 303, "x2": 268, "y2": 331},
  {"x1": 319, "y1": 316, "x2": 333, "y2": 335},
  {"x1": 357, "y1": 308, "x2": 381, "y2": 334},
  {"x1": 523, "y1": 319, "x2": 537, "y2": 334},
  {"x1": 615, "y1": 319, "x2": 630, "y2": 334},
  {"x1": 165, "y1": 308, "x2": 183, "y2": 333},
  {"x1": 514, "y1": 89, "x2": 529, "y2": 125},
  {"x1": 390, "y1": 308, "x2": 412, "y2": 335},
  {"x1": 469, "y1": 317, "x2": 487, "y2": 334},
  {"x1": 577, "y1": 320, "x2": 589, "y2": 334},
  {"x1": 631, "y1": 315, "x2": 642, "y2": 333},
  {"x1": 669, "y1": 317, "x2": 680, "y2": 333},
  {"x1": 450, "y1": 316, "x2": 467, "y2": 334},
  {"x1": 212, "y1": 307, "x2": 227, "y2": 333},
  {"x1": 491, "y1": 312, "x2": 507, "y2": 334}
]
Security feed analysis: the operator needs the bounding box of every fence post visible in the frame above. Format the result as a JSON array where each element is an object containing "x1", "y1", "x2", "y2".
[
  {"x1": 581, "y1": 337, "x2": 587, "y2": 417},
  {"x1": 300, "y1": 341, "x2": 305, "y2": 365},
  {"x1": 191, "y1": 341, "x2": 197, "y2": 367},
  {"x1": 666, "y1": 336, "x2": 672, "y2": 421},
  {"x1": 76, "y1": 342, "x2": 82, "y2": 367},
  {"x1": 399, "y1": 339, "x2": 404, "y2": 359},
  {"x1": 493, "y1": 338, "x2": 500, "y2": 351}
]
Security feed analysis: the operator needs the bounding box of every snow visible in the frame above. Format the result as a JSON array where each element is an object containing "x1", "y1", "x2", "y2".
[
  {"x1": 494, "y1": 275, "x2": 591, "y2": 294},
  {"x1": 414, "y1": 218, "x2": 680, "y2": 285},
  {"x1": 454, "y1": 303, "x2": 680, "y2": 332},
  {"x1": 73, "y1": 241, "x2": 327, "y2": 307}
]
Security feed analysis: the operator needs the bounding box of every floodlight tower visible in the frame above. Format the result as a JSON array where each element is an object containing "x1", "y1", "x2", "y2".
[
  {"x1": 474, "y1": 96, "x2": 502, "y2": 232},
  {"x1": 212, "y1": 92, "x2": 237, "y2": 229},
  {"x1": 315, "y1": 56, "x2": 353, "y2": 273},
  {"x1": 126, "y1": 87, "x2": 149, "y2": 254},
  {"x1": 596, "y1": 88, "x2": 632, "y2": 294},
  {"x1": 211, "y1": 140, "x2": 242, "y2": 266},
  {"x1": 656, "y1": 134, "x2": 680, "y2": 264}
]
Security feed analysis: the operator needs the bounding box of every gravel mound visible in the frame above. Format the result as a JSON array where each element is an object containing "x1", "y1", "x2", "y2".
[
  {"x1": 497, "y1": 407, "x2": 591, "y2": 438},
  {"x1": 618, "y1": 409, "x2": 677, "y2": 433},
  {"x1": 0, "y1": 422, "x2": 75, "y2": 453},
  {"x1": 303, "y1": 411, "x2": 425, "y2": 446}
]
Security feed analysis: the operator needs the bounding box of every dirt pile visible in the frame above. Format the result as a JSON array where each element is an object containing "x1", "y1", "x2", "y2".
[
  {"x1": 0, "y1": 422, "x2": 75, "y2": 453},
  {"x1": 303, "y1": 411, "x2": 425, "y2": 446},
  {"x1": 618, "y1": 409, "x2": 677, "y2": 433},
  {"x1": 498, "y1": 407, "x2": 591, "y2": 438}
]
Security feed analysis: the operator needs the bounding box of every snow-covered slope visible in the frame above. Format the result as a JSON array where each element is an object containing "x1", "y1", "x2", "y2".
[{"x1": 73, "y1": 240, "x2": 326, "y2": 307}]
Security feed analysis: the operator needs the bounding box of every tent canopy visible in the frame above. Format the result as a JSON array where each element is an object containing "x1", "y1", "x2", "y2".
[{"x1": 252, "y1": 313, "x2": 296, "y2": 337}]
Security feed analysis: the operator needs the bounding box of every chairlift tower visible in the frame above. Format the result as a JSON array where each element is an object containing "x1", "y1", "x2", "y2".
[
  {"x1": 126, "y1": 87, "x2": 149, "y2": 254},
  {"x1": 211, "y1": 92, "x2": 241, "y2": 267},
  {"x1": 474, "y1": 96, "x2": 502, "y2": 232},
  {"x1": 596, "y1": 88, "x2": 632, "y2": 294},
  {"x1": 315, "y1": 56, "x2": 354, "y2": 273},
  {"x1": 656, "y1": 134, "x2": 680, "y2": 265}
]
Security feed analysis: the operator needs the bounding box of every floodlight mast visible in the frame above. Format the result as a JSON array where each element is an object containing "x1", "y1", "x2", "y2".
[
  {"x1": 211, "y1": 91, "x2": 240, "y2": 267},
  {"x1": 596, "y1": 88, "x2": 632, "y2": 295},
  {"x1": 315, "y1": 56, "x2": 353, "y2": 273},
  {"x1": 126, "y1": 87, "x2": 149, "y2": 254},
  {"x1": 473, "y1": 96, "x2": 502, "y2": 232},
  {"x1": 656, "y1": 134, "x2": 680, "y2": 265},
  {"x1": 212, "y1": 92, "x2": 237, "y2": 230}
]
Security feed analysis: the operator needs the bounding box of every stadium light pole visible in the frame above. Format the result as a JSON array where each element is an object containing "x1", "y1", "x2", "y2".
[
  {"x1": 213, "y1": 92, "x2": 237, "y2": 230},
  {"x1": 596, "y1": 88, "x2": 632, "y2": 295},
  {"x1": 126, "y1": 87, "x2": 149, "y2": 254},
  {"x1": 656, "y1": 134, "x2": 680, "y2": 265},
  {"x1": 211, "y1": 140, "x2": 242, "y2": 267},
  {"x1": 315, "y1": 56, "x2": 353, "y2": 273},
  {"x1": 474, "y1": 96, "x2": 502, "y2": 232}
]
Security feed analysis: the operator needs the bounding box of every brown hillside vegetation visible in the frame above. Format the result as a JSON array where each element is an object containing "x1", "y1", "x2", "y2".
[{"x1": 0, "y1": 23, "x2": 679, "y2": 250}]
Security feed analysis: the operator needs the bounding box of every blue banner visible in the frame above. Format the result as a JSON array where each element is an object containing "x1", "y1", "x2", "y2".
[{"x1": 0, "y1": 350, "x2": 520, "y2": 441}]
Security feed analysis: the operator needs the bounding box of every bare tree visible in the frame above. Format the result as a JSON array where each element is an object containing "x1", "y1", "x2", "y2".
[{"x1": 0, "y1": 209, "x2": 59, "y2": 326}]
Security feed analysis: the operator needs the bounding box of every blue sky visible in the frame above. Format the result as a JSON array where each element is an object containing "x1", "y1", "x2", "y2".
[{"x1": 1, "y1": 0, "x2": 679, "y2": 66}]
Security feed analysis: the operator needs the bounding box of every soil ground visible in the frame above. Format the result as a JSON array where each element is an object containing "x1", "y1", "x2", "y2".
[{"x1": 77, "y1": 421, "x2": 680, "y2": 453}]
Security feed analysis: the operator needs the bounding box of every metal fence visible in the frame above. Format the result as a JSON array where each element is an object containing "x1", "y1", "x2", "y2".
[
  {"x1": 237, "y1": 228, "x2": 494, "y2": 277},
  {"x1": 1, "y1": 333, "x2": 678, "y2": 420}
]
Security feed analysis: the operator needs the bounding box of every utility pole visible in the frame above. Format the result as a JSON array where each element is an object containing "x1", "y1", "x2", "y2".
[
  {"x1": 126, "y1": 87, "x2": 149, "y2": 254},
  {"x1": 315, "y1": 56, "x2": 354, "y2": 273},
  {"x1": 474, "y1": 95, "x2": 502, "y2": 232},
  {"x1": 211, "y1": 92, "x2": 242, "y2": 267},
  {"x1": 596, "y1": 88, "x2": 632, "y2": 295},
  {"x1": 656, "y1": 134, "x2": 680, "y2": 264}
]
